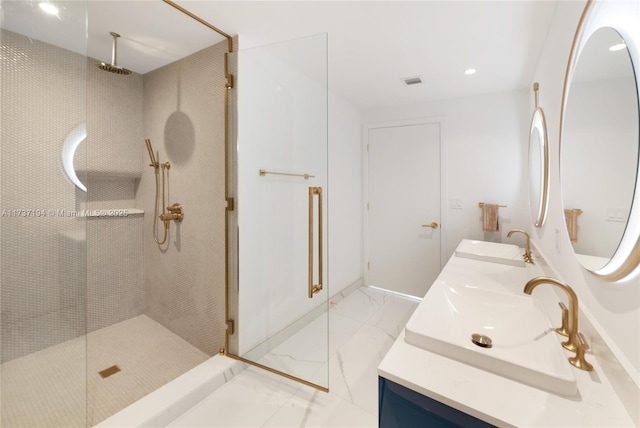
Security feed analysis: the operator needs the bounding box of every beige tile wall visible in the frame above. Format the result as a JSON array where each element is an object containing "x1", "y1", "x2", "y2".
[
  {"x1": 1, "y1": 28, "x2": 231, "y2": 362},
  {"x1": 138, "y1": 40, "x2": 231, "y2": 356},
  {"x1": 1, "y1": 29, "x2": 87, "y2": 362},
  {"x1": 1, "y1": 29, "x2": 145, "y2": 359}
]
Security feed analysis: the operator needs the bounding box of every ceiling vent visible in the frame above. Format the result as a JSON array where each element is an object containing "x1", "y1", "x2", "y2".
[{"x1": 402, "y1": 76, "x2": 423, "y2": 86}]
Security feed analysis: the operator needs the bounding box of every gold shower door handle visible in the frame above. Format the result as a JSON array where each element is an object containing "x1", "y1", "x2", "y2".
[
  {"x1": 308, "y1": 187, "x2": 323, "y2": 298},
  {"x1": 422, "y1": 222, "x2": 439, "y2": 229}
]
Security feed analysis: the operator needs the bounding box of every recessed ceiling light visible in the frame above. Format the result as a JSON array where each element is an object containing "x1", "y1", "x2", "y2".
[
  {"x1": 464, "y1": 68, "x2": 476, "y2": 75},
  {"x1": 609, "y1": 42, "x2": 626, "y2": 52},
  {"x1": 39, "y1": 2, "x2": 59, "y2": 15}
]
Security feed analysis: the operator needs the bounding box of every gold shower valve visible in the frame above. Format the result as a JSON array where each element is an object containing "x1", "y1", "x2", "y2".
[
  {"x1": 160, "y1": 203, "x2": 184, "y2": 222},
  {"x1": 167, "y1": 203, "x2": 182, "y2": 213},
  {"x1": 160, "y1": 212, "x2": 183, "y2": 222}
]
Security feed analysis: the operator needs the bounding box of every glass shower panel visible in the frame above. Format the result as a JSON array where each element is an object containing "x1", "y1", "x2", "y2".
[
  {"x1": 1, "y1": 1, "x2": 88, "y2": 427},
  {"x1": 234, "y1": 34, "x2": 329, "y2": 389}
]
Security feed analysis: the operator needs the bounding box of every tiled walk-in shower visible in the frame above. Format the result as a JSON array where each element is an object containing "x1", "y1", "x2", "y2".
[
  {"x1": 1, "y1": 315, "x2": 209, "y2": 426},
  {"x1": 1, "y1": 5, "x2": 229, "y2": 425}
]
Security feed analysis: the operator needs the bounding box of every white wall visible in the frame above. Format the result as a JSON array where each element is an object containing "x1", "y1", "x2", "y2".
[
  {"x1": 328, "y1": 92, "x2": 363, "y2": 294},
  {"x1": 531, "y1": 0, "x2": 640, "y2": 377},
  {"x1": 364, "y1": 89, "x2": 531, "y2": 262}
]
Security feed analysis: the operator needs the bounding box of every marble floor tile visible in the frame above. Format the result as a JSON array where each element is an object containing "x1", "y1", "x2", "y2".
[
  {"x1": 168, "y1": 367, "x2": 301, "y2": 427},
  {"x1": 257, "y1": 311, "x2": 328, "y2": 382},
  {"x1": 256, "y1": 311, "x2": 366, "y2": 387},
  {"x1": 326, "y1": 324, "x2": 396, "y2": 415},
  {"x1": 366, "y1": 293, "x2": 420, "y2": 340},
  {"x1": 170, "y1": 286, "x2": 418, "y2": 428},
  {"x1": 330, "y1": 287, "x2": 389, "y2": 323},
  {"x1": 264, "y1": 385, "x2": 377, "y2": 428}
]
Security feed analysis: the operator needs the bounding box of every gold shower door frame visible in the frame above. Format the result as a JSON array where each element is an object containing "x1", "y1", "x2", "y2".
[{"x1": 165, "y1": 1, "x2": 330, "y2": 392}]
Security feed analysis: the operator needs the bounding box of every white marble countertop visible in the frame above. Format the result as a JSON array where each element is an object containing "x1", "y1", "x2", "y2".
[{"x1": 379, "y1": 241, "x2": 636, "y2": 427}]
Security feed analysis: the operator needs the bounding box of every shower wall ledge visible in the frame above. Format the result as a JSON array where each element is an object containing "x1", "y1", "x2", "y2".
[
  {"x1": 95, "y1": 355, "x2": 246, "y2": 428},
  {"x1": 77, "y1": 170, "x2": 143, "y2": 180}
]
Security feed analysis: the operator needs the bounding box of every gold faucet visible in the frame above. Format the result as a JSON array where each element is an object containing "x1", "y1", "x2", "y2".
[
  {"x1": 507, "y1": 229, "x2": 533, "y2": 264},
  {"x1": 555, "y1": 302, "x2": 570, "y2": 337},
  {"x1": 524, "y1": 276, "x2": 593, "y2": 371}
]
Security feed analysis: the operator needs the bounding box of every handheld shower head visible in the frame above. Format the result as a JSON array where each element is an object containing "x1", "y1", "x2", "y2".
[
  {"x1": 98, "y1": 32, "x2": 131, "y2": 75},
  {"x1": 145, "y1": 139, "x2": 158, "y2": 168}
]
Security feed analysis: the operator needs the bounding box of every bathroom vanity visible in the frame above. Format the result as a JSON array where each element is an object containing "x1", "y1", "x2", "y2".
[{"x1": 378, "y1": 239, "x2": 636, "y2": 427}]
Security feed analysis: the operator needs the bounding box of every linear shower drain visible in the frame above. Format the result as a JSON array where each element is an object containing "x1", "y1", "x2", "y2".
[{"x1": 99, "y1": 365, "x2": 121, "y2": 379}]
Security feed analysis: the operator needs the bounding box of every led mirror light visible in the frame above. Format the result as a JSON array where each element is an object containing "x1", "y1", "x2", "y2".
[
  {"x1": 529, "y1": 107, "x2": 549, "y2": 228},
  {"x1": 560, "y1": 1, "x2": 640, "y2": 281},
  {"x1": 62, "y1": 123, "x2": 87, "y2": 192}
]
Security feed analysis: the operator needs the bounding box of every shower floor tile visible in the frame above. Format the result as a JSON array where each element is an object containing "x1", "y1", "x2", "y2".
[
  {"x1": 170, "y1": 286, "x2": 420, "y2": 428},
  {"x1": 1, "y1": 314, "x2": 209, "y2": 427}
]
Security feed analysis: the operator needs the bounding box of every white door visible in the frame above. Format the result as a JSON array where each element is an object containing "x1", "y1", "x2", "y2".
[{"x1": 367, "y1": 123, "x2": 441, "y2": 298}]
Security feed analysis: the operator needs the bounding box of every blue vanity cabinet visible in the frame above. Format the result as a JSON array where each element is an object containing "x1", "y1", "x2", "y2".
[{"x1": 378, "y1": 377, "x2": 496, "y2": 428}]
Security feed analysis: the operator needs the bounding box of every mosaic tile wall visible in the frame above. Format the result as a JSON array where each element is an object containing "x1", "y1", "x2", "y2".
[
  {"x1": 85, "y1": 58, "x2": 144, "y2": 334},
  {"x1": 1, "y1": 28, "x2": 145, "y2": 362},
  {"x1": 86, "y1": 53, "x2": 143, "y2": 178},
  {"x1": 138, "y1": 40, "x2": 230, "y2": 356},
  {"x1": 86, "y1": 214, "x2": 144, "y2": 332},
  {"x1": 1, "y1": 29, "x2": 88, "y2": 362},
  {"x1": 1, "y1": 28, "x2": 230, "y2": 362}
]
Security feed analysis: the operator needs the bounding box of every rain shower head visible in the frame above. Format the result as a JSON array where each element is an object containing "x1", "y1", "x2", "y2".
[{"x1": 98, "y1": 32, "x2": 131, "y2": 75}]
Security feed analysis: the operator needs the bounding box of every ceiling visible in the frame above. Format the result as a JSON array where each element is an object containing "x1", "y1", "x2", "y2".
[{"x1": 1, "y1": 0, "x2": 560, "y2": 111}]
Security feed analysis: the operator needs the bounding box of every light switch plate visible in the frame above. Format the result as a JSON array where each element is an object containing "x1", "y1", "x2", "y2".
[{"x1": 450, "y1": 198, "x2": 463, "y2": 209}]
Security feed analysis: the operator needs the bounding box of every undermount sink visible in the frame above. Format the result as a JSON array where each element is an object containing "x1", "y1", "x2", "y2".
[
  {"x1": 404, "y1": 280, "x2": 577, "y2": 396},
  {"x1": 455, "y1": 239, "x2": 526, "y2": 267}
]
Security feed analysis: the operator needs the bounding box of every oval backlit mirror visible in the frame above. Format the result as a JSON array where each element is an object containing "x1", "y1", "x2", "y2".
[
  {"x1": 560, "y1": 1, "x2": 640, "y2": 280},
  {"x1": 529, "y1": 83, "x2": 549, "y2": 228}
]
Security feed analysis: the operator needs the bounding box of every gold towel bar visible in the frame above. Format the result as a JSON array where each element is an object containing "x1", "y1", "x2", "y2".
[
  {"x1": 259, "y1": 169, "x2": 315, "y2": 180},
  {"x1": 478, "y1": 202, "x2": 507, "y2": 208}
]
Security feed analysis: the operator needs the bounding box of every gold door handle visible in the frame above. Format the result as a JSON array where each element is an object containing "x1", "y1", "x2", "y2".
[
  {"x1": 422, "y1": 222, "x2": 439, "y2": 229},
  {"x1": 308, "y1": 187, "x2": 323, "y2": 298}
]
